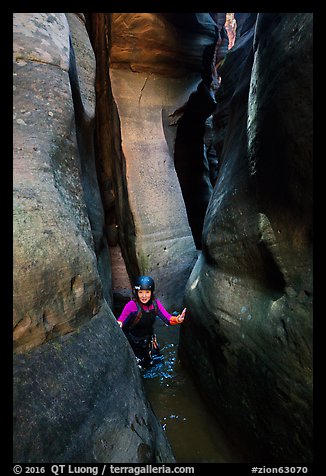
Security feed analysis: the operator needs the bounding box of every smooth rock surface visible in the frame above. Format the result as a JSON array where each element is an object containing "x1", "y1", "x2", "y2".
[
  {"x1": 180, "y1": 13, "x2": 313, "y2": 464},
  {"x1": 109, "y1": 69, "x2": 198, "y2": 309},
  {"x1": 13, "y1": 13, "x2": 175, "y2": 463}
]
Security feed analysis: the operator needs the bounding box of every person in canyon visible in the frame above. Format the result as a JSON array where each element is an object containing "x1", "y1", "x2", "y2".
[{"x1": 117, "y1": 275, "x2": 186, "y2": 370}]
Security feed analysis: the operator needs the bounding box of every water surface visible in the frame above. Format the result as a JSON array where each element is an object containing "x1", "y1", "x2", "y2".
[{"x1": 142, "y1": 321, "x2": 243, "y2": 463}]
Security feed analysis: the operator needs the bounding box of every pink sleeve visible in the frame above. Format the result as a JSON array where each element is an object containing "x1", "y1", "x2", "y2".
[
  {"x1": 117, "y1": 300, "x2": 137, "y2": 324},
  {"x1": 156, "y1": 299, "x2": 172, "y2": 324}
]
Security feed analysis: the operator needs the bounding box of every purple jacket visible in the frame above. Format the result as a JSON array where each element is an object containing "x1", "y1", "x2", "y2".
[{"x1": 117, "y1": 299, "x2": 173, "y2": 327}]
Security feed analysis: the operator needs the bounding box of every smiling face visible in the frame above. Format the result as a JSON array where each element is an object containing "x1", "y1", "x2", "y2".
[{"x1": 137, "y1": 289, "x2": 152, "y2": 304}]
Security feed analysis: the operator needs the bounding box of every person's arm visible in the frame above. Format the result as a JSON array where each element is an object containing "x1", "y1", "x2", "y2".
[
  {"x1": 156, "y1": 300, "x2": 186, "y2": 325},
  {"x1": 169, "y1": 307, "x2": 186, "y2": 325},
  {"x1": 117, "y1": 300, "x2": 138, "y2": 328}
]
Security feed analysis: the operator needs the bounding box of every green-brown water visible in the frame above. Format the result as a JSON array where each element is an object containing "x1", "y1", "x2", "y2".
[{"x1": 142, "y1": 321, "x2": 243, "y2": 463}]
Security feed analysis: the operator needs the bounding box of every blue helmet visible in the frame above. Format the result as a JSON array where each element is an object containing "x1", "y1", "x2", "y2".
[{"x1": 133, "y1": 276, "x2": 155, "y2": 294}]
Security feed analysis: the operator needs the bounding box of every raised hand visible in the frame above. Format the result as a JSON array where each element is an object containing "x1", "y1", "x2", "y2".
[{"x1": 177, "y1": 307, "x2": 186, "y2": 323}]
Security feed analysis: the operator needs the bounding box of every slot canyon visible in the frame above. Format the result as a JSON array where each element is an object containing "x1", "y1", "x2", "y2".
[{"x1": 13, "y1": 13, "x2": 313, "y2": 465}]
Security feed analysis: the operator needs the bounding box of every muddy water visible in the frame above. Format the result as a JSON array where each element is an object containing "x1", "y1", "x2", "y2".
[
  {"x1": 142, "y1": 320, "x2": 243, "y2": 463},
  {"x1": 109, "y1": 247, "x2": 242, "y2": 462}
]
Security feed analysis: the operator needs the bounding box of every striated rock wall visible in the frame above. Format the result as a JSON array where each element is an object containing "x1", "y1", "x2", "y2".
[
  {"x1": 108, "y1": 67, "x2": 198, "y2": 307},
  {"x1": 106, "y1": 13, "x2": 225, "y2": 305},
  {"x1": 212, "y1": 13, "x2": 257, "y2": 165},
  {"x1": 109, "y1": 13, "x2": 218, "y2": 77},
  {"x1": 13, "y1": 12, "x2": 103, "y2": 353},
  {"x1": 13, "y1": 13, "x2": 174, "y2": 463},
  {"x1": 66, "y1": 13, "x2": 113, "y2": 308},
  {"x1": 180, "y1": 13, "x2": 313, "y2": 463},
  {"x1": 13, "y1": 11, "x2": 313, "y2": 464}
]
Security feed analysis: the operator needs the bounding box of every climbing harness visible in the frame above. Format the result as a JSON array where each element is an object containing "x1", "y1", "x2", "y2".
[
  {"x1": 127, "y1": 300, "x2": 156, "y2": 329},
  {"x1": 123, "y1": 299, "x2": 160, "y2": 369}
]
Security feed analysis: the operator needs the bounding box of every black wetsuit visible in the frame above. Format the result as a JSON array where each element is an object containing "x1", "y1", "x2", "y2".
[{"x1": 123, "y1": 302, "x2": 160, "y2": 368}]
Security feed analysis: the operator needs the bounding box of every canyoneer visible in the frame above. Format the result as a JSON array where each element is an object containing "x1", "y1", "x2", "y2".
[{"x1": 117, "y1": 276, "x2": 186, "y2": 370}]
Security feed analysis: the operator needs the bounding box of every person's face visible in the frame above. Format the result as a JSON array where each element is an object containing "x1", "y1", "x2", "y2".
[{"x1": 138, "y1": 289, "x2": 152, "y2": 304}]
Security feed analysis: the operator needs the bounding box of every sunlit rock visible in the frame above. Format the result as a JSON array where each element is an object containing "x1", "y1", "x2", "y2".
[{"x1": 109, "y1": 13, "x2": 223, "y2": 306}]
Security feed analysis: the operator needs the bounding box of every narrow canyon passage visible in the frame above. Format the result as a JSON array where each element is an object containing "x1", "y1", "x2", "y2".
[
  {"x1": 101, "y1": 13, "x2": 243, "y2": 461},
  {"x1": 109, "y1": 244, "x2": 243, "y2": 463},
  {"x1": 13, "y1": 12, "x2": 313, "y2": 465},
  {"x1": 141, "y1": 327, "x2": 244, "y2": 463},
  {"x1": 96, "y1": 12, "x2": 312, "y2": 463}
]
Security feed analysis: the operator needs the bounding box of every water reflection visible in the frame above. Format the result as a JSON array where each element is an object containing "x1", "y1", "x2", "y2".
[
  {"x1": 142, "y1": 343, "x2": 176, "y2": 381},
  {"x1": 142, "y1": 326, "x2": 242, "y2": 463}
]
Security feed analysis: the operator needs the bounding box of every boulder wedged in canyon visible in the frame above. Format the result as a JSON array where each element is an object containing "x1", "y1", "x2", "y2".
[
  {"x1": 13, "y1": 13, "x2": 174, "y2": 463},
  {"x1": 179, "y1": 13, "x2": 313, "y2": 463}
]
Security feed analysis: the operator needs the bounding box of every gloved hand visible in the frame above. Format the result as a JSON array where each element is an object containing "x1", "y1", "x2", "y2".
[{"x1": 170, "y1": 308, "x2": 186, "y2": 325}]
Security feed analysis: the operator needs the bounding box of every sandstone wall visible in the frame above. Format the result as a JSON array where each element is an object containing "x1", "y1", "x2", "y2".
[
  {"x1": 13, "y1": 13, "x2": 174, "y2": 463},
  {"x1": 108, "y1": 13, "x2": 223, "y2": 308},
  {"x1": 180, "y1": 13, "x2": 313, "y2": 464},
  {"x1": 13, "y1": 13, "x2": 103, "y2": 352},
  {"x1": 13, "y1": 11, "x2": 313, "y2": 464}
]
